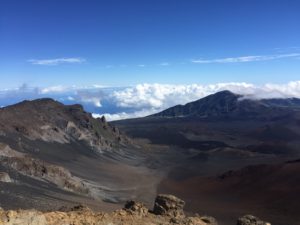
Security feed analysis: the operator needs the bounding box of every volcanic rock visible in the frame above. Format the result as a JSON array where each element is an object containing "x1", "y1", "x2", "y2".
[
  {"x1": 200, "y1": 216, "x2": 219, "y2": 225},
  {"x1": 237, "y1": 215, "x2": 271, "y2": 225},
  {"x1": 0, "y1": 172, "x2": 11, "y2": 183},
  {"x1": 124, "y1": 200, "x2": 148, "y2": 216},
  {"x1": 153, "y1": 194, "x2": 185, "y2": 218},
  {"x1": 0, "y1": 195, "x2": 218, "y2": 225}
]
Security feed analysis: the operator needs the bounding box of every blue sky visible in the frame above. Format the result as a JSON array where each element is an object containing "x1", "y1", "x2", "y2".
[
  {"x1": 1, "y1": 0, "x2": 300, "y2": 89},
  {"x1": 1, "y1": 0, "x2": 300, "y2": 120}
]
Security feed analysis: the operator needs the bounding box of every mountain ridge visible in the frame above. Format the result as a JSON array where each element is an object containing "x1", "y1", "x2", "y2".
[
  {"x1": 149, "y1": 90, "x2": 300, "y2": 119},
  {"x1": 0, "y1": 98, "x2": 129, "y2": 152}
]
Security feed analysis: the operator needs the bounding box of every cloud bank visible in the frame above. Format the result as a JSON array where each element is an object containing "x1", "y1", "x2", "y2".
[
  {"x1": 1, "y1": 81, "x2": 300, "y2": 121},
  {"x1": 111, "y1": 81, "x2": 300, "y2": 109},
  {"x1": 99, "y1": 81, "x2": 300, "y2": 120}
]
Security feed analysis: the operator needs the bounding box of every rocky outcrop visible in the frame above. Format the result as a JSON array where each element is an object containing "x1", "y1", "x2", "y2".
[
  {"x1": 237, "y1": 215, "x2": 271, "y2": 225},
  {"x1": 152, "y1": 195, "x2": 218, "y2": 225},
  {"x1": 1, "y1": 155, "x2": 89, "y2": 194},
  {"x1": 0, "y1": 195, "x2": 275, "y2": 225},
  {"x1": 0, "y1": 210, "x2": 47, "y2": 225},
  {"x1": 123, "y1": 200, "x2": 148, "y2": 216},
  {"x1": 153, "y1": 194, "x2": 185, "y2": 218},
  {"x1": 0, "y1": 195, "x2": 216, "y2": 225},
  {"x1": 198, "y1": 216, "x2": 218, "y2": 225}
]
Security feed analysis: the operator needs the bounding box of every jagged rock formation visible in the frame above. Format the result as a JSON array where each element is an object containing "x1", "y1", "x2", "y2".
[
  {"x1": 153, "y1": 194, "x2": 185, "y2": 218},
  {"x1": 237, "y1": 215, "x2": 271, "y2": 225}
]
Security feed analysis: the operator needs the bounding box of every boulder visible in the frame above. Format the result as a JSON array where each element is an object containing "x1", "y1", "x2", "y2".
[
  {"x1": 153, "y1": 194, "x2": 185, "y2": 218},
  {"x1": 182, "y1": 216, "x2": 218, "y2": 225},
  {"x1": 237, "y1": 215, "x2": 271, "y2": 225},
  {"x1": 59, "y1": 204, "x2": 91, "y2": 212},
  {"x1": 200, "y1": 216, "x2": 218, "y2": 225},
  {"x1": 124, "y1": 200, "x2": 148, "y2": 216},
  {"x1": 0, "y1": 210, "x2": 47, "y2": 225}
]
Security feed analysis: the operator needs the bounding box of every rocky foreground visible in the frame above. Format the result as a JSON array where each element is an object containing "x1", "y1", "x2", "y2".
[{"x1": 0, "y1": 194, "x2": 270, "y2": 225}]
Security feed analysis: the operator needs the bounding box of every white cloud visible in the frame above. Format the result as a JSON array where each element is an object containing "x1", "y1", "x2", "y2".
[
  {"x1": 159, "y1": 62, "x2": 170, "y2": 66},
  {"x1": 192, "y1": 53, "x2": 300, "y2": 64},
  {"x1": 92, "y1": 84, "x2": 108, "y2": 88},
  {"x1": 40, "y1": 85, "x2": 68, "y2": 94},
  {"x1": 39, "y1": 85, "x2": 108, "y2": 95},
  {"x1": 111, "y1": 83, "x2": 252, "y2": 110},
  {"x1": 74, "y1": 89, "x2": 105, "y2": 107},
  {"x1": 92, "y1": 108, "x2": 158, "y2": 121},
  {"x1": 138, "y1": 64, "x2": 145, "y2": 67},
  {"x1": 82, "y1": 97, "x2": 102, "y2": 107},
  {"x1": 28, "y1": 57, "x2": 85, "y2": 65}
]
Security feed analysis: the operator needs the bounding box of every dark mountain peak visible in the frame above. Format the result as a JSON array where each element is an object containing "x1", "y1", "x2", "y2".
[
  {"x1": 151, "y1": 90, "x2": 243, "y2": 118},
  {"x1": 150, "y1": 90, "x2": 300, "y2": 119},
  {"x1": 197, "y1": 90, "x2": 241, "y2": 105},
  {"x1": 210, "y1": 90, "x2": 239, "y2": 98},
  {"x1": 4, "y1": 98, "x2": 87, "y2": 116},
  {"x1": 30, "y1": 98, "x2": 58, "y2": 104},
  {"x1": 23, "y1": 98, "x2": 60, "y2": 105},
  {"x1": 4, "y1": 98, "x2": 64, "y2": 112}
]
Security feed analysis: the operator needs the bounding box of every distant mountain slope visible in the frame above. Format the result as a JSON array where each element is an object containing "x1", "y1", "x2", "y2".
[{"x1": 150, "y1": 90, "x2": 300, "y2": 118}]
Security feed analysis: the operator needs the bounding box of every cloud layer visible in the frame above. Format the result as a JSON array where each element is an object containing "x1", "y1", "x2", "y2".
[
  {"x1": 1, "y1": 81, "x2": 300, "y2": 121},
  {"x1": 28, "y1": 57, "x2": 85, "y2": 65}
]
